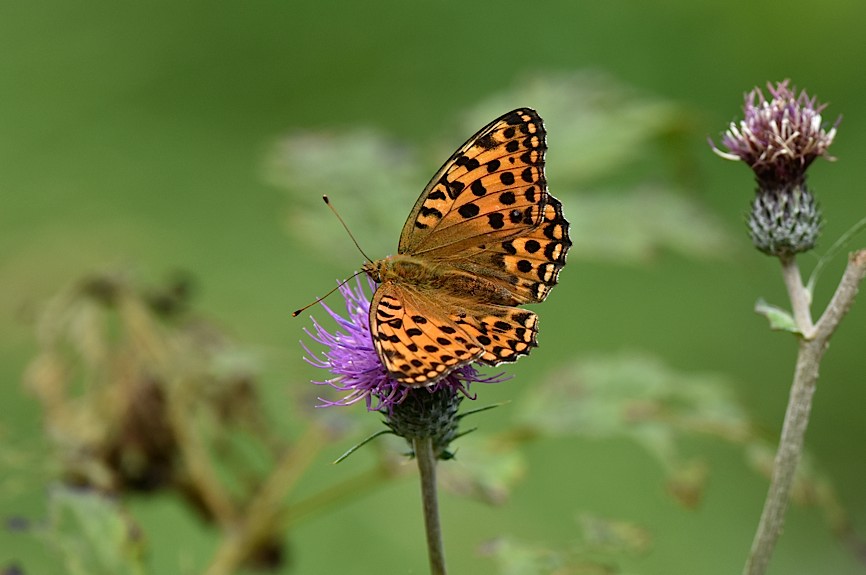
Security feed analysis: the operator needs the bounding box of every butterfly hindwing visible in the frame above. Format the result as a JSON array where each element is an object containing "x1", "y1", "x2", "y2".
[
  {"x1": 452, "y1": 194, "x2": 571, "y2": 303},
  {"x1": 451, "y1": 305, "x2": 539, "y2": 365},
  {"x1": 370, "y1": 283, "x2": 485, "y2": 386}
]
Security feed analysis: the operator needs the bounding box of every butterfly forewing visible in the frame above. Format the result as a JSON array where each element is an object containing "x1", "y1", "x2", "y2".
[{"x1": 399, "y1": 108, "x2": 548, "y2": 256}]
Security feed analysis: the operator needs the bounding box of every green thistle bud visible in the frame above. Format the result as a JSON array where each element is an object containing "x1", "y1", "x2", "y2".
[
  {"x1": 385, "y1": 387, "x2": 463, "y2": 460},
  {"x1": 748, "y1": 184, "x2": 822, "y2": 257}
]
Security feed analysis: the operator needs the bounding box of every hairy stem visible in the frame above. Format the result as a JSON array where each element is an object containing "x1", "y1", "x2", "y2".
[
  {"x1": 414, "y1": 437, "x2": 447, "y2": 575},
  {"x1": 744, "y1": 250, "x2": 866, "y2": 575}
]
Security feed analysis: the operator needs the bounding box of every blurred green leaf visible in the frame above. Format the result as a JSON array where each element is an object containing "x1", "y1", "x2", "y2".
[
  {"x1": 516, "y1": 353, "x2": 754, "y2": 505},
  {"x1": 754, "y1": 299, "x2": 799, "y2": 333},
  {"x1": 266, "y1": 130, "x2": 421, "y2": 266},
  {"x1": 37, "y1": 486, "x2": 145, "y2": 575},
  {"x1": 479, "y1": 537, "x2": 573, "y2": 575},
  {"x1": 439, "y1": 434, "x2": 527, "y2": 505},
  {"x1": 577, "y1": 513, "x2": 652, "y2": 556},
  {"x1": 462, "y1": 71, "x2": 689, "y2": 186},
  {"x1": 517, "y1": 352, "x2": 752, "y2": 441},
  {"x1": 562, "y1": 186, "x2": 729, "y2": 263},
  {"x1": 480, "y1": 513, "x2": 651, "y2": 575}
]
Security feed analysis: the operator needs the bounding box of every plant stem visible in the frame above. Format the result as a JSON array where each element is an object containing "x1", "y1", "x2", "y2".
[
  {"x1": 282, "y1": 460, "x2": 405, "y2": 530},
  {"x1": 413, "y1": 436, "x2": 447, "y2": 575},
  {"x1": 743, "y1": 337, "x2": 823, "y2": 575},
  {"x1": 204, "y1": 425, "x2": 326, "y2": 575},
  {"x1": 815, "y1": 251, "x2": 866, "y2": 333},
  {"x1": 780, "y1": 255, "x2": 815, "y2": 337},
  {"x1": 744, "y1": 250, "x2": 866, "y2": 575}
]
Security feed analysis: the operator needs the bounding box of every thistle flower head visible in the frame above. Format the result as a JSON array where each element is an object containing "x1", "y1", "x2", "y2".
[
  {"x1": 302, "y1": 276, "x2": 501, "y2": 413},
  {"x1": 712, "y1": 80, "x2": 840, "y2": 189},
  {"x1": 712, "y1": 80, "x2": 840, "y2": 257}
]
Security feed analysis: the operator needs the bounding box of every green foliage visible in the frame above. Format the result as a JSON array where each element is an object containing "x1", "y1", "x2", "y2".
[
  {"x1": 462, "y1": 71, "x2": 689, "y2": 186},
  {"x1": 3, "y1": 9, "x2": 864, "y2": 568},
  {"x1": 562, "y1": 186, "x2": 729, "y2": 263},
  {"x1": 438, "y1": 434, "x2": 527, "y2": 506},
  {"x1": 515, "y1": 352, "x2": 752, "y2": 505},
  {"x1": 33, "y1": 486, "x2": 146, "y2": 575},
  {"x1": 266, "y1": 130, "x2": 419, "y2": 262},
  {"x1": 481, "y1": 514, "x2": 650, "y2": 575},
  {"x1": 517, "y1": 352, "x2": 751, "y2": 444},
  {"x1": 16, "y1": 272, "x2": 315, "y2": 574},
  {"x1": 754, "y1": 299, "x2": 799, "y2": 333}
]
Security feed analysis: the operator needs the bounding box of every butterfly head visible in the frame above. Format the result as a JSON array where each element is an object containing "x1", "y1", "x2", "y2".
[{"x1": 361, "y1": 259, "x2": 383, "y2": 283}]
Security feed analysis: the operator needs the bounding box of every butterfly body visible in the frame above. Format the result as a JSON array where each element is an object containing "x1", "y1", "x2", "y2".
[
  {"x1": 363, "y1": 255, "x2": 521, "y2": 307},
  {"x1": 364, "y1": 108, "x2": 571, "y2": 387}
]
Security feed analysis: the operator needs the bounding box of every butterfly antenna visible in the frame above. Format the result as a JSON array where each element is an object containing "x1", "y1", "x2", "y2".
[
  {"x1": 323, "y1": 195, "x2": 375, "y2": 264},
  {"x1": 292, "y1": 270, "x2": 365, "y2": 317}
]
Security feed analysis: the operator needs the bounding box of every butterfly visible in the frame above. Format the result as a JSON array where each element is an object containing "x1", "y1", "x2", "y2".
[{"x1": 362, "y1": 108, "x2": 570, "y2": 386}]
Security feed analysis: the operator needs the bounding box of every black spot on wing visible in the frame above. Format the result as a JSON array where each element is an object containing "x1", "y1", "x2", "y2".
[
  {"x1": 477, "y1": 134, "x2": 497, "y2": 149},
  {"x1": 459, "y1": 203, "x2": 480, "y2": 218}
]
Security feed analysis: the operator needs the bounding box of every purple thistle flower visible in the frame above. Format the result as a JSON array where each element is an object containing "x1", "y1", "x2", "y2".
[
  {"x1": 712, "y1": 80, "x2": 840, "y2": 189},
  {"x1": 712, "y1": 80, "x2": 840, "y2": 257},
  {"x1": 302, "y1": 275, "x2": 501, "y2": 412}
]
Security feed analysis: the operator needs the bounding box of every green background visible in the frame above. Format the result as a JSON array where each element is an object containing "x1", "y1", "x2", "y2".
[{"x1": 2, "y1": 1, "x2": 865, "y2": 574}]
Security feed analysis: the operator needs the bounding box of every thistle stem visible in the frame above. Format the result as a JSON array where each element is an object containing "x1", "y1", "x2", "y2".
[
  {"x1": 744, "y1": 251, "x2": 866, "y2": 575},
  {"x1": 413, "y1": 436, "x2": 447, "y2": 575},
  {"x1": 743, "y1": 337, "x2": 822, "y2": 575},
  {"x1": 780, "y1": 255, "x2": 815, "y2": 337}
]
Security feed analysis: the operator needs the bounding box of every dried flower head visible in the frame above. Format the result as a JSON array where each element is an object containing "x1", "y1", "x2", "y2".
[{"x1": 713, "y1": 80, "x2": 839, "y2": 188}]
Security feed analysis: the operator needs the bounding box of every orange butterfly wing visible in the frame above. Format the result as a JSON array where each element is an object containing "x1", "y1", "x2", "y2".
[
  {"x1": 399, "y1": 108, "x2": 570, "y2": 303},
  {"x1": 370, "y1": 284, "x2": 540, "y2": 386},
  {"x1": 368, "y1": 108, "x2": 569, "y2": 386},
  {"x1": 370, "y1": 284, "x2": 482, "y2": 385}
]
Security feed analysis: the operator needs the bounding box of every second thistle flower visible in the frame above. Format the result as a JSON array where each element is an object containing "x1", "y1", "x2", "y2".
[{"x1": 713, "y1": 80, "x2": 840, "y2": 257}]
